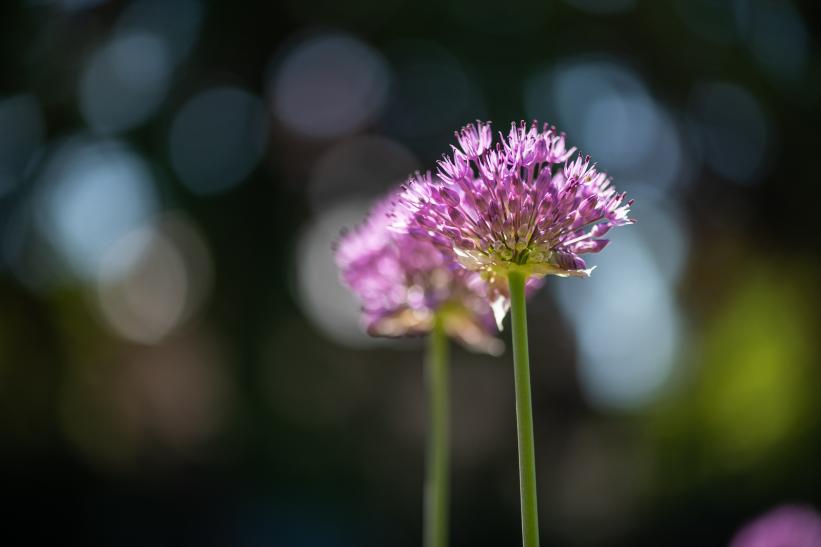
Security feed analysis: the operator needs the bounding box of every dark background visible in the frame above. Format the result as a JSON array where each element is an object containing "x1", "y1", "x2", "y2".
[{"x1": 1, "y1": 0, "x2": 820, "y2": 545}]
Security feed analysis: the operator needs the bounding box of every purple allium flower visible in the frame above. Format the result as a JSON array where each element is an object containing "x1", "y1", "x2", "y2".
[
  {"x1": 335, "y1": 195, "x2": 503, "y2": 354},
  {"x1": 393, "y1": 120, "x2": 634, "y2": 288},
  {"x1": 731, "y1": 505, "x2": 821, "y2": 547}
]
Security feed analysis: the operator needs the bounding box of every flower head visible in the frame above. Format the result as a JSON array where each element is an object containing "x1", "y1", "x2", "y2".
[
  {"x1": 393, "y1": 120, "x2": 634, "y2": 286},
  {"x1": 335, "y1": 194, "x2": 502, "y2": 354},
  {"x1": 731, "y1": 505, "x2": 821, "y2": 547}
]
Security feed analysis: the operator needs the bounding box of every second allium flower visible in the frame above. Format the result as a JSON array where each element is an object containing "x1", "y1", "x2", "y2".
[{"x1": 335, "y1": 194, "x2": 502, "y2": 354}]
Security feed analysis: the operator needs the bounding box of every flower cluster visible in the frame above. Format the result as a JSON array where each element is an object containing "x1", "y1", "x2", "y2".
[
  {"x1": 337, "y1": 120, "x2": 632, "y2": 345},
  {"x1": 335, "y1": 195, "x2": 502, "y2": 354},
  {"x1": 392, "y1": 121, "x2": 634, "y2": 288}
]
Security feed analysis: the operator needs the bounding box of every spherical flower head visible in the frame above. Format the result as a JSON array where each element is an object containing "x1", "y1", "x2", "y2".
[
  {"x1": 393, "y1": 120, "x2": 634, "y2": 287},
  {"x1": 731, "y1": 505, "x2": 821, "y2": 547},
  {"x1": 335, "y1": 194, "x2": 503, "y2": 355}
]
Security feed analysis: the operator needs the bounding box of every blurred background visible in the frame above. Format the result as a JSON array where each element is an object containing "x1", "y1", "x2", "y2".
[{"x1": 1, "y1": 0, "x2": 820, "y2": 545}]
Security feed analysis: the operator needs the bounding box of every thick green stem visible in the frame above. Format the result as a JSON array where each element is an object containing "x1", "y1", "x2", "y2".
[
  {"x1": 508, "y1": 270, "x2": 540, "y2": 547},
  {"x1": 424, "y1": 314, "x2": 449, "y2": 547}
]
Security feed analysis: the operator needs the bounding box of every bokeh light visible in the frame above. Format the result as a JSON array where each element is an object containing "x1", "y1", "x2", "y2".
[
  {"x1": 648, "y1": 261, "x2": 821, "y2": 485},
  {"x1": 308, "y1": 135, "x2": 418, "y2": 213},
  {"x1": 554, "y1": 199, "x2": 688, "y2": 411},
  {"x1": 737, "y1": 0, "x2": 811, "y2": 83},
  {"x1": 114, "y1": 0, "x2": 203, "y2": 66},
  {"x1": 168, "y1": 87, "x2": 269, "y2": 195},
  {"x1": 294, "y1": 200, "x2": 394, "y2": 348},
  {"x1": 79, "y1": 31, "x2": 171, "y2": 134},
  {"x1": 696, "y1": 267, "x2": 816, "y2": 467},
  {"x1": 382, "y1": 40, "x2": 486, "y2": 152},
  {"x1": 270, "y1": 31, "x2": 390, "y2": 139},
  {"x1": 34, "y1": 136, "x2": 158, "y2": 280},
  {"x1": 95, "y1": 213, "x2": 213, "y2": 344},
  {"x1": 688, "y1": 81, "x2": 771, "y2": 185},
  {"x1": 525, "y1": 58, "x2": 689, "y2": 194},
  {"x1": 630, "y1": 191, "x2": 690, "y2": 285}
]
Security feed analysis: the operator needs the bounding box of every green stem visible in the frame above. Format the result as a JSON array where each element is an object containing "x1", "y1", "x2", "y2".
[
  {"x1": 508, "y1": 270, "x2": 540, "y2": 547},
  {"x1": 424, "y1": 314, "x2": 450, "y2": 547}
]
